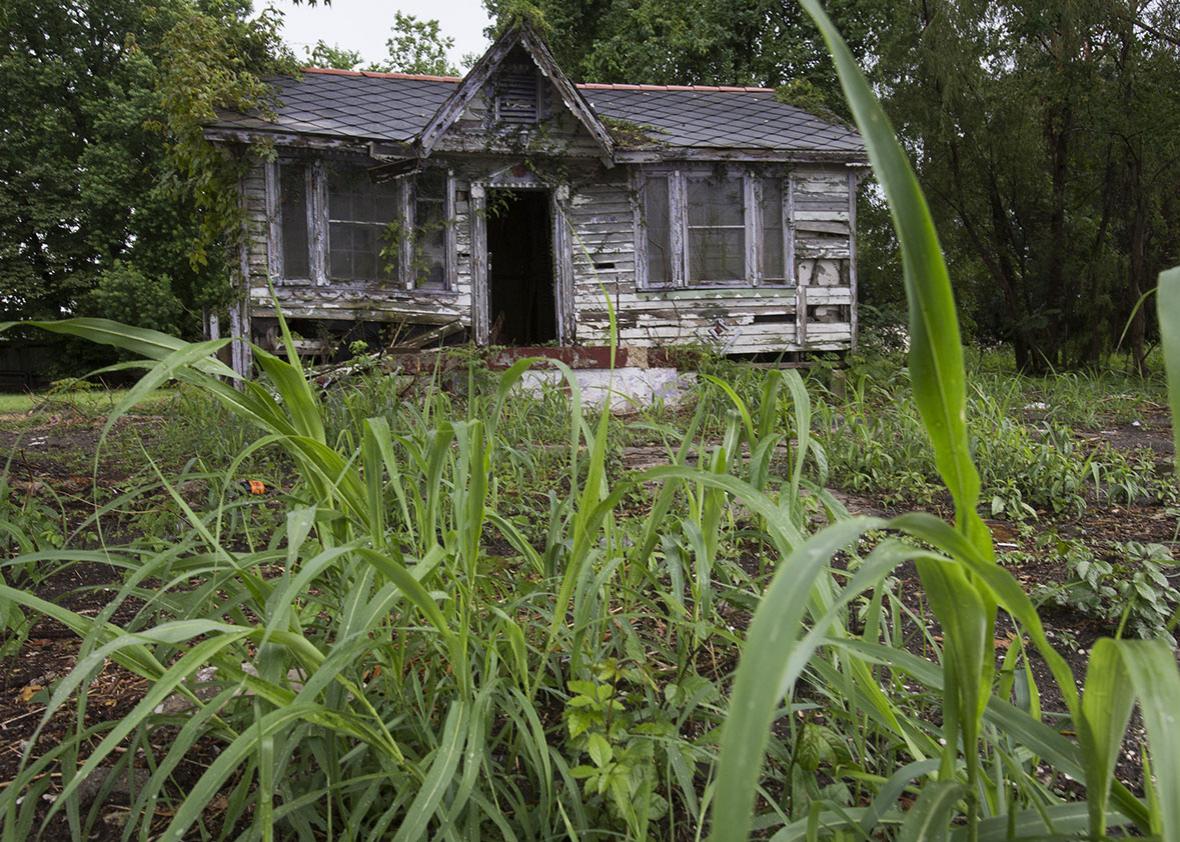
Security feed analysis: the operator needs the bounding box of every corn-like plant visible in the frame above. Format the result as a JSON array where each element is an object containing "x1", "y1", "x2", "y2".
[{"x1": 708, "y1": 4, "x2": 1180, "y2": 842}]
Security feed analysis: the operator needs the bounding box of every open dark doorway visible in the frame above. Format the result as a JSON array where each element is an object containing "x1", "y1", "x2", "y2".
[{"x1": 487, "y1": 189, "x2": 556, "y2": 345}]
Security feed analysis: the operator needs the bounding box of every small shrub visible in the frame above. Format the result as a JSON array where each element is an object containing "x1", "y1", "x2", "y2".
[
  {"x1": 86, "y1": 260, "x2": 183, "y2": 334},
  {"x1": 1037, "y1": 537, "x2": 1179, "y2": 640}
]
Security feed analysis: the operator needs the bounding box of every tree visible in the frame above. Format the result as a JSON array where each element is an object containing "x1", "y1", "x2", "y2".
[
  {"x1": 301, "y1": 13, "x2": 460, "y2": 77},
  {"x1": 876, "y1": 0, "x2": 1180, "y2": 371},
  {"x1": 371, "y1": 13, "x2": 459, "y2": 76},
  {"x1": 0, "y1": 0, "x2": 287, "y2": 349},
  {"x1": 482, "y1": 0, "x2": 891, "y2": 109},
  {"x1": 305, "y1": 40, "x2": 365, "y2": 71}
]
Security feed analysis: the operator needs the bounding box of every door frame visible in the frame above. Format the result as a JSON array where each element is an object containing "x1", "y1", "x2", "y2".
[{"x1": 470, "y1": 175, "x2": 573, "y2": 346}]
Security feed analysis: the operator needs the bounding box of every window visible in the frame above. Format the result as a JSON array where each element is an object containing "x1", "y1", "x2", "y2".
[
  {"x1": 686, "y1": 175, "x2": 745, "y2": 283},
  {"x1": 638, "y1": 169, "x2": 793, "y2": 289},
  {"x1": 413, "y1": 170, "x2": 448, "y2": 289},
  {"x1": 272, "y1": 159, "x2": 453, "y2": 290},
  {"x1": 279, "y1": 163, "x2": 310, "y2": 279},
  {"x1": 641, "y1": 176, "x2": 672, "y2": 287},
  {"x1": 760, "y1": 178, "x2": 785, "y2": 283},
  {"x1": 327, "y1": 164, "x2": 401, "y2": 282}
]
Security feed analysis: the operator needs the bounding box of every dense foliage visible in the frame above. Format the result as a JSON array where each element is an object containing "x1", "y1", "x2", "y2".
[{"x1": 0, "y1": 0, "x2": 286, "y2": 342}]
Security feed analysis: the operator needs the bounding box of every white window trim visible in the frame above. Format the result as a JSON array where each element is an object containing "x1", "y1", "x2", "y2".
[
  {"x1": 404, "y1": 170, "x2": 456, "y2": 291},
  {"x1": 268, "y1": 159, "x2": 456, "y2": 293},
  {"x1": 635, "y1": 165, "x2": 796, "y2": 291}
]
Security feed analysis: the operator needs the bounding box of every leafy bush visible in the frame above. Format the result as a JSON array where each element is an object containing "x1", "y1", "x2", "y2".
[
  {"x1": 86, "y1": 260, "x2": 183, "y2": 334},
  {"x1": 1039, "y1": 538, "x2": 1180, "y2": 640}
]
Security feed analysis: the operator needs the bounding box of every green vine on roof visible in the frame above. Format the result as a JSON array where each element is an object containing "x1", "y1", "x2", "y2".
[{"x1": 600, "y1": 116, "x2": 666, "y2": 147}]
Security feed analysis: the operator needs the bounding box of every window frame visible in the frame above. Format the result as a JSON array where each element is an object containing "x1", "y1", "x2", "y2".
[
  {"x1": 634, "y1": 165, "x2": 795, "y2": 291},
  {"x1": 268, "y1": 157, "x2": 455, "y2": 293},
  {"x1": 406, "y1": 168, "x2": 454, "y2": 291},
  {"x1": 323, "y1": 161, "x2": 403, "y2": 285}
]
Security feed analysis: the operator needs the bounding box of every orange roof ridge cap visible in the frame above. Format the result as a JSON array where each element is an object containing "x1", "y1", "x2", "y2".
[
  {"x1": 576, "y1": 82, "x2": 775, "y2": 93},
  {"x1": 300, "y1": 66, "x2": 461, "y2": 82}
]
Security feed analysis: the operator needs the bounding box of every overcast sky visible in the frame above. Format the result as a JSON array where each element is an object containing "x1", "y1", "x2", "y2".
[{"x1": 265, "y1": 0, "x2": 493, "y2": 69}]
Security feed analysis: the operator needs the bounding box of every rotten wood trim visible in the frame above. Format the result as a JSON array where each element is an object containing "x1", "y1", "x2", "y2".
[
  {"x1": 794, "y1": 171, "x2": 808, "y2": 348},
  {"x1": 847, "y1": 170, "x2": 859, "y2": 352},
  {"x1": 470, "y1": 183, "x2": 489, "y2": 344},
  {"x1": 632, "y1": 168, "x2": 650, "y2": 290},
  {"x1": 785, "y1": 169, "x2": 797, "y2": 287},
  {"x1": 614, "y1": 148, "x2": 868, "y2": 165},
  {"x1": 233, "y1": 170, "x2": 254, "y2": 379},
  {"x1": 203, "y1": 126, "x2": 399, "y2": 155},
  {"x1": 399, "y1": 175, "x2": 414, "y2": 288},
  {"x1": 264, "y1": 159, "x2": 281, "y2": 280},
  {"x1": 552, "y1": 186, "x2": 576, "y2": 343},
  {"x1": 310, "y1": 158, "x2": 329, "y2": 286},
  {"x1": 746, "y1": 172, "x2": 761, "y2": 287},
  {"x1": 444, "y1": 170, "x2": 458, "y2": 293},
  {"x1": 670, "y1": 171, "x2": 687, "y2": 287}
]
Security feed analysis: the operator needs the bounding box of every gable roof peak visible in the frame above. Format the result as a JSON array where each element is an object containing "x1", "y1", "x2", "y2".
[{"x1": 415, "y1": 18, "x2": 614, "y2": 160}]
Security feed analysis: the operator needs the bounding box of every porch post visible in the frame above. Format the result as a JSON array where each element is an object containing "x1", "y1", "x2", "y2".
[{"x1": 470, "y1": 182, "x2": 489, "y2": 345}]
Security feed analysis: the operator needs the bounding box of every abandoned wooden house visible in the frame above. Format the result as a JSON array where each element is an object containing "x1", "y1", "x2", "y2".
[{"x1": 205, "y1": 22, "x2": 866, "y2": 376}]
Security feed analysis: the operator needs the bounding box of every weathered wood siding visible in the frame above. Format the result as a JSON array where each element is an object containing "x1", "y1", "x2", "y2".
[
  {"x1": 238, "y1": 153, "x2": 857, "y2": 354},
  {"x1": 240, "y1": 158, "x2": 474, "y2": 329},
  {"x1": 568, "y1": 164, "x2": 855, "y2": 352}
]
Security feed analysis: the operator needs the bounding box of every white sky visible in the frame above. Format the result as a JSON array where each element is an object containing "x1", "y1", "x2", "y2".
[{"x1": 263, "y1": 0, "x2": 493, "y2": 69}]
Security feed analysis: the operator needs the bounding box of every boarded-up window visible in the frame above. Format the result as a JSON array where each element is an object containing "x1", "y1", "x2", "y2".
[
  {"x1": 326, "y1": 165, "x2": 401, "y2": 282},
  {"x1": 414, "y1": 170, "x2": 447, "y2": 289},
  {"x1": 761, "y1": 178, "x2": 785, "y2": 283},
  {"x1": 642, "y1": 176, "x2": 672, "y2": 287},
  {"x1": 279, "y1": 163, "x2": 310, "y2": 279},
  {"x1": 686, "y1": 176, "x2": 745, "y2": 283}
]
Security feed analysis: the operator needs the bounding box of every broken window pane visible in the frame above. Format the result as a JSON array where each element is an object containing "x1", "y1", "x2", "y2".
[
  {"x1": 414, "y1": 170, "x2": 447, "y2": 289},
  {"x1": 761, "y1": 178, "x2": 785, "y2": 283},
  {"x1": 642, "y1": 176, "x2": 671, "y2": 286},
  {"x1": 686, "y1": 175, "x2": 745, "y2": 283},
  {"x1": 279, "y1": 162, "x2": 310, "y2": 279},
  {"x1": 326, "y1": 164, "x2": 401, "y2": 282}
]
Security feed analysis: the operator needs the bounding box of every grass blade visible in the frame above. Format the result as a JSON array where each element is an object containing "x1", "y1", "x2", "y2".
[{"x1": 797, "y1": 0, "x2": 990, "y2": 556}]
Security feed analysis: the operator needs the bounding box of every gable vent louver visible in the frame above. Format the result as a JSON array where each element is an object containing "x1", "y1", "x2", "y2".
[{"x1": 496, "y1": 63, "x2": 539, "y2": 124}]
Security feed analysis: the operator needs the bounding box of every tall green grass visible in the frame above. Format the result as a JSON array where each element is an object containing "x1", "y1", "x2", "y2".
[{"x1": 1, "y1": 6, "x2": 1178, "y2": 841}]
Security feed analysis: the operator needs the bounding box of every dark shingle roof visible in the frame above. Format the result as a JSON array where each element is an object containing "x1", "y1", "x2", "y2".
[
  {"x1": 213, "y1": 71, "x2": 457, "y2": 142},
  {"x1": 583, "y1": 85, "x2": 860, "y2": 152},
  {"x1": 210, "y1": 69, "x2": 863, "y2": 155}
]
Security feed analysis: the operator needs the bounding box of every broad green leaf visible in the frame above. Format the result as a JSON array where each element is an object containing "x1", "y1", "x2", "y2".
[
  {"x1": 897, "y1": 781, "x2": 964, "y2": 842},
  {"x1": 392, "y1": 701, "x2": 470, "y2": 842},
  {"x1": 797, "y1": 0, "x2": 991, "y2": 558},
  {"x1": 1157, "y1": 266, "x2": 1180, "y2": 476},
  {"x1": 708, "y1": 517, "x2": 886, "y2": 842},
  {"x1": 0, "y1": 317, "x2": 236, "y2": 378}
]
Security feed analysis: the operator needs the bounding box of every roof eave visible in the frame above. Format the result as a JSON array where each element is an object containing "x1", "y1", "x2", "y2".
[
  {"x1": 203, "y1": 126, "x2": 415, "y2": 157},
  {"x1": 612, "y1": 146, "x2": 868, "y2": 164}
]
